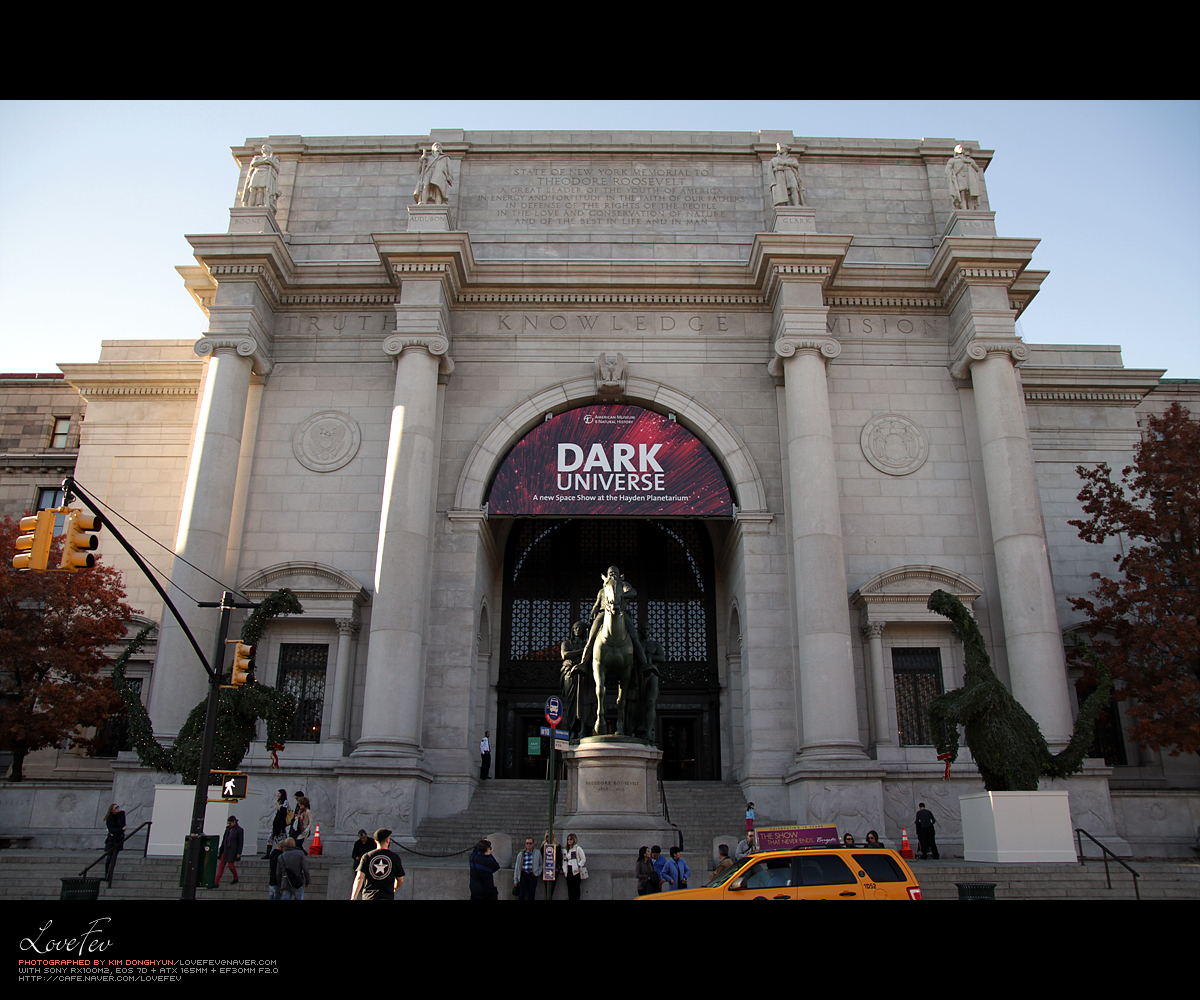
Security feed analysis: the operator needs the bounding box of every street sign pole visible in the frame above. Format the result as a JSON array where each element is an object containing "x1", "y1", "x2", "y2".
[{"x1": 544, "y1": 696, "x2": 564, "y2": 899}]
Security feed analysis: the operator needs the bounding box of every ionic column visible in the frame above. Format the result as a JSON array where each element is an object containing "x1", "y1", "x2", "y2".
[
  {"x1": 771, "y1": 333, "x2": 864, "y2": 760},
  {"x1": 354, "y1": 323, "x2": 452, "y2": 757},
  {"x1": 148, "y1": 336, "x2": 263, "y2": 735},
  {"x1": 328, "y1": 618, "x2": 360, "y2": 744},
  {"x1": 954, "y1": 339, "x2": 1073, "y2": 743},
  {"x1": 860, "y1": 621, "x2": 893, "y2": 749}
]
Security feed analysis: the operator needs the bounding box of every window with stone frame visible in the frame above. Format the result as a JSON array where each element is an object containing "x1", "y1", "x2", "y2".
[
  {"x1": 36, "y1": 486, "x2": 66, "y2": 534},
  {"x1": 277, "y1": 644, "x2": 328, "y2": 743},
  {"x1": 49, "y1": 417, "x2": 71, "y2": 449},
  {"x1": 892, "y1": 647, "x2": 945, "y2": 746}
]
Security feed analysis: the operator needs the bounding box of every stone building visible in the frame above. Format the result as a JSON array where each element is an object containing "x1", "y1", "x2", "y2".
[
  {"x1": 42, "y1": 129, "x2": 1198, "y2": 855},
  {"x1": 0, "y1": 372, "x2": 84, "y2": 520}
]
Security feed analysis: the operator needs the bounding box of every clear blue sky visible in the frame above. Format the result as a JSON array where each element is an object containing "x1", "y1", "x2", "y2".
[{"x1": 2, "y1": 100, "x2": 1196, "y2": 376}]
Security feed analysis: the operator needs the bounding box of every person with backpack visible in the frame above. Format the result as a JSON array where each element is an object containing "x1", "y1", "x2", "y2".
[{"x1": 276, "y1": 837, "x2": 310, "y2": 900}]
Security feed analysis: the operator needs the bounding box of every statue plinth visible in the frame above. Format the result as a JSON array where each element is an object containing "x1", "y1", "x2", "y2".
[
  {"x1": 407, "y1": 204, "x2": 452, "y2": 231},
  {"x1": 941, "y1": 209, "x2": 997, "y2": 238},
  {"x1": 558, "y1": 738, "x2": 668, "y2": 868},
  {"x1": 771, "y1": 206, "x2": 817, "y2": 233},
  {"x1": 228, "y1": 207, "x2": 282, "y2": 235}
]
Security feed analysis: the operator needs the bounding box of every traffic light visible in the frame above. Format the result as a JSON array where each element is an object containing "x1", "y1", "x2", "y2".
[
  {"x1": 229, "y1": 641, "x2": 255, "y2": 687},
  {"x1": 13, "y1": 510, "x2": 55, "y2": 571},
  {"x1": 58, "y1": 510, "x2": 102, "y2": 572}
]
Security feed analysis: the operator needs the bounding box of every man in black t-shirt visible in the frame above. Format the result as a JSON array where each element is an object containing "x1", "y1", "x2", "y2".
[{"x1": 351, "y1": 828, "x2": 406, "y2": 900}]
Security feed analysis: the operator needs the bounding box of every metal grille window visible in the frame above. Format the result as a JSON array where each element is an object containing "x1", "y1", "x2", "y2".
[
  {"x1": 278, "y1": 644, "x2": 328, "y2": 743},
  {"x1": 892, "y1": 648, "x2": 944, "y2": 747}
]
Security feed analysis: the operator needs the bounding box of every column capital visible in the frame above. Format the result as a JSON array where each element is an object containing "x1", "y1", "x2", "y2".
[
  {"x1": 335, "y1": 618, "x2": 361, "y2": 636},
  {"x1": 382, "y1": 333, "x2": 455, "y2": 376},
  {"x1": 859, "y1": 620, "x2": 886, "y2": 640},
  {"x1": 194, "y1": 334, "x2": 273, "y2": 376},
  {"x1": 767, "y1": 335, "x2": 842, "y2": 377},
  {"x1": 949, "y1": 338, "x2": 1030, "y2": 379}
]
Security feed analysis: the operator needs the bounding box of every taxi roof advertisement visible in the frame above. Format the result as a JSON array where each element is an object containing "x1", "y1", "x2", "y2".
[{"x1": 488, "y1": 404, "x2": 733, "y2": 517}]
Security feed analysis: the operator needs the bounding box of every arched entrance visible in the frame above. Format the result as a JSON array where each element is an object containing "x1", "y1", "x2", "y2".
[
  {"x1": 496, "y1": 518, "x2": 720, "y2": 779},
  {"x1": 459, "y1": 384, "x2": 772, "y2": 783}
]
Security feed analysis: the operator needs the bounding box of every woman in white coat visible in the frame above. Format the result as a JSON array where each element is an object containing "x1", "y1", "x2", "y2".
[{"x1": 563, "y1": 832, "x2": 587, "y2": 900}]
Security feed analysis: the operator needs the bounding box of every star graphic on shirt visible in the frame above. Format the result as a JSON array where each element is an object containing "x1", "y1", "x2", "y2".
[{"x1": 370, "y1": 855, "x2": 393, "y2": 880}]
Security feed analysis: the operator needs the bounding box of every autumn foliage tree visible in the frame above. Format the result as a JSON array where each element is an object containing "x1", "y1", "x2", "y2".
[
  {"x1": 1069, "y1": 402, "x2": 1200, "y2": 755},
  {"x1": 1, "y1": 515, "x2": 135, "y2": 780}
]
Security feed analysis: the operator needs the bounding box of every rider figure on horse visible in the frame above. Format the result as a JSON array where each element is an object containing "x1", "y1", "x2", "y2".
[{"x1": 580, "y1": 565, "x2": 649, "y2": 674}]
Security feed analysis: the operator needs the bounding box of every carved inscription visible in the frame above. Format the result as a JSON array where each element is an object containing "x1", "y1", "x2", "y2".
[
  {"x1": 495, "y1": 313, "x2": 733, "y2": 334},
  {"x1": 278, "y1": 312, "x2": 395, "y2": 335},
  {"x1": 481, "y1": 162, "x2": 749, "y2": 228},
  {"x1": 826, "y1": 315, "x2": 940, "y2": 338}
]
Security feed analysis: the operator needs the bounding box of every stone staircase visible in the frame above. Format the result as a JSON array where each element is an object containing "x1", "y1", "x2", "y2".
[
  {"x1": 0, "y1": 848, "x2": 347, "y2": 901},
  {"x1": 908, "y1": 859, "x2": 1200, "y2": 900},
  {"x1": 409, "y1": 779, "x2": 754, "y2": 865},
  {"x1": 2, "y1": 846, "x2": 1197, "y2": 900}
]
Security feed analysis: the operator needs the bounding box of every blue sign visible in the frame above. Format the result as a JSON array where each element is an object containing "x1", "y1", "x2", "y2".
[{"x1": 545, "y1": 696, "x2": 563, "y2": 726}]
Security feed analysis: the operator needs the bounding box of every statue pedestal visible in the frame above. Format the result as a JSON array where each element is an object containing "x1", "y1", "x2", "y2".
[
  {"x1": 228, "y1": 207, "x2": 282, "y2": 235},
  {"x1": 407, "y1": 204, "x2": 452, "y2": 231},
  {"x1": 941, "y1": 209, "x2": 997, "y2": 237},
  {"x1": 960, "y1": 791, "x2": 1077, "y2": 862},
  {"x1": 771, "y1": 206, "x2": 817, "y2": 233},
  {"x1": 560, "y1": 738, "x2": 667, "y2": 873}
]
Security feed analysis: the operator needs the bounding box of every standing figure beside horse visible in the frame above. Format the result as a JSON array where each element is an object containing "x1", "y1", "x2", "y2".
[{"x1": 578, "y1": 566, "x2": 650, "y2": 737}]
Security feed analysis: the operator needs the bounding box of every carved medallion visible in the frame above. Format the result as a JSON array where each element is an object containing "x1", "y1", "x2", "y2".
[
  {"x1": 293, "y1": 411, "x2": 362, "y2": 473},
  {"x1": 860, "y1": 413, "x2": 929, "y2": 476}
]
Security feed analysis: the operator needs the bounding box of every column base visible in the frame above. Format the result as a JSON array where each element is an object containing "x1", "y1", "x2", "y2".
[{"x1": 335, "y1": 760, "x2": 435, "y2": 843}]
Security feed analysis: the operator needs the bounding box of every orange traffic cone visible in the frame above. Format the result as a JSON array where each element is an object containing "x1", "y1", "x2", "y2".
[
  {"x1": 309, "y1": 823, "x2": 323, "y2": 856},
  {"x1": 899, "y1": 827, "x2": 914, "y2": 859}
]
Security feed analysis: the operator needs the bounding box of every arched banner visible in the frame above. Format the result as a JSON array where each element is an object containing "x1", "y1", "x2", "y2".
[{"x1": 488, "y1": 404, "x2": 732, "y2": 516}]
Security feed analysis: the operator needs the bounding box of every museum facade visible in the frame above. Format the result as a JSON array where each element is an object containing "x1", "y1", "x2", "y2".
[{"x1": 47, "y1": 129, "x2": 1197, "y2": 854}]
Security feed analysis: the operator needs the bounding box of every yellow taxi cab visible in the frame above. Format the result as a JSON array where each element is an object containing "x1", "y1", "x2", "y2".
[{"x1": 637, "y1": 846, "x2": 922, "y2": 900}]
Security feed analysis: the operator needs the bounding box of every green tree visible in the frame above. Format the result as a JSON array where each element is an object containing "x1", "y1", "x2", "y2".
[
  {"x1": 1069, "y1": 402, "x2": 1200, "y2": 755},
  {"x1": 1, "y1": 515, "x2": 135, "y2": 780}
]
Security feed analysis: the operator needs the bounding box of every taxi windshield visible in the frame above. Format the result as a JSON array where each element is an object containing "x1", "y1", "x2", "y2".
[{"x1": 705, "y1": 862, "x2": 745, "y2": 889}]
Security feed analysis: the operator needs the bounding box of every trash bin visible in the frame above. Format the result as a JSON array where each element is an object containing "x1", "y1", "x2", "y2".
[
  {"x1": 955, "y1": 881, "x2": 997, "y2": 900},
  {"x1": 60, "y1": 876, "x2": 103, "y2": 901},
  {"x1": 179, "y1": 835, "x2": 219, "y2": 889}
]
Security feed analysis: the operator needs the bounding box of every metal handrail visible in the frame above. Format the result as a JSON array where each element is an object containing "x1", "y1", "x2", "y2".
[
  {"x1": 1075, "y1": 827, "x2": 1140, "y2": 901},
  {"x1": 79, "y1": 821, "x2": 153, "y2": 886},
  {"x1": 656, "y1": 766, "x2": 682, "y2": 850}
]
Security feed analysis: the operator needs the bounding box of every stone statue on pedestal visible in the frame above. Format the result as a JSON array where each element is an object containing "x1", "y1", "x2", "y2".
[
  {"x1": 945, "y1": 144, "x2": 982, "y2": 211},
  {"x1": 769, "y1": 143, "x2": 806, "y2": 207},
  {"x1": 241, "y1": 144, "x2": 281, "y2": 214},
  {"x1": 414, "y1": 142, "x2": 454, "y2": 205}
]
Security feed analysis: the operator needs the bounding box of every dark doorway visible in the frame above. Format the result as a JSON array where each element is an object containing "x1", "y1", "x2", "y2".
[
  {"x1": 496, "y1": 518, "x2": 721, "y2": 778},
  {"x1": 661, "y1": 715, "x2": 700, "y2": 780}
]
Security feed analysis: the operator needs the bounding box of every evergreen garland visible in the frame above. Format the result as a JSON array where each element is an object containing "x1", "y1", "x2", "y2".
[{"x1": 112, "y1": 588, "x2": 303, "y2": 783}]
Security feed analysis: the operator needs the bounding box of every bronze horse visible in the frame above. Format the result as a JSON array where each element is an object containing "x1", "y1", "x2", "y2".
[{"x1": 591, "y1": 570, "x2": 636, "y2": 736}]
